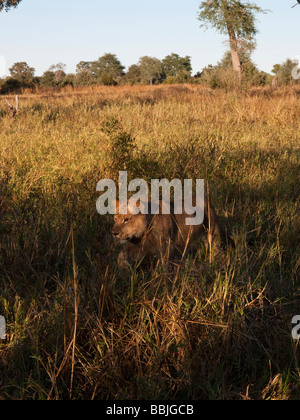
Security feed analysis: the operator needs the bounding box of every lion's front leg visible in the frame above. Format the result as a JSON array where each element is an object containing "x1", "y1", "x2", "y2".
[
  {"x1": 117, "y1": 247, "x2": 131, "y2": 271},
  {"x1": 117, "y1": 242, "x2": 144, "y2": 271}
]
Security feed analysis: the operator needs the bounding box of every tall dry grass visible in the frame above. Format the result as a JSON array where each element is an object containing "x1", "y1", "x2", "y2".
[{"x1": 0, "y1": 84, "x2": 299, "y2": 399}]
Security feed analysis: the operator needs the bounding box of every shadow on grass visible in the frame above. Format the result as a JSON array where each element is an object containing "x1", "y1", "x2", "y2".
[{"x1": 0, "y1": 130, "x2": 299, "y2": 399}]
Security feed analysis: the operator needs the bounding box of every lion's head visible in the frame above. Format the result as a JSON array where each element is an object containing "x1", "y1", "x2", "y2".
[{"x1": 112, "y1": 200, "x2": 148, "y2": 244}]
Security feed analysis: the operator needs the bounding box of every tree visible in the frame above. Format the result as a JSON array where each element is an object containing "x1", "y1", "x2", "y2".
[
  {"x1": 61, "y1": 73, "x2": 75, "y2": 87},
  {"x1": 75, "y1": 71, "x2": 95, "y2": 87},
  {"x1": 218, "y1": 49, "x2": 267, "y2": 87},
  {"x1": 91, "y1": 53, "x2": 125, "y2": 83},
  {"x1": 54, "y1": 70, "x2": 66, "y2": 84},
  {"x1": 0, "y1": 77, "x2": 21, "y2": 94},
  {"x1": 0, "y1": 0, "x2": 22, "y2": 12},
  {"x1": 48, "y1": 62, "x2": 66, "y2": 73},
  {"x1": 272, "y1": 59, "x2": 299, "y2": 86},
  {"x1": 75, "y1": 61, "x2": 95, "y2": 86},
  {"x1": 198, "y1": 0, "x2": 268, "y2": 90},
  {"x1": 124, "y1": 64, "x2": 142, "y2": 85},
  {"x1": 196, "y1": 48, "x2": 269, "y2": 90},
  {"x1": 76, "y1": 61, "x2": 93, "y2": 74},
  {"x1": 138, "y1": 56, "x2": 164, "y2": 85},
  {"x1": 45, "y1": 63, "x2": 67, "y2": 85},
  {"x1": 9, "y1": 62, "x2": 35, "y2": 82},
  {"x1": 162, "y1": 53, "x2": 192, "y2": 78},
  {"x1": 40, "y1": 71, "x2": 56, "y2": 87},
  {"x1": 98, "y1": 73, "x2": 117, "y2": 86}
]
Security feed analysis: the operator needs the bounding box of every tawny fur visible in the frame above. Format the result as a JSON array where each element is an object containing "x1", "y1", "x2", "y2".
[{"x1": 112, "y1": 198, "x2": 225, "y2": 270}]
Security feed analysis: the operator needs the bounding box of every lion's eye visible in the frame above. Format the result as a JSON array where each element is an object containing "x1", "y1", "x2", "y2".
[{"x1": 123, "y1": 217, "x2": 131, "y2": 224}]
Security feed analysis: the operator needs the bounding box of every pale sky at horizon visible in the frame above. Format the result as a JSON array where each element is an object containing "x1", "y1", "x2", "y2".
[{"x1": 0, "y1": 0, "x2": 299, "y2": 77}]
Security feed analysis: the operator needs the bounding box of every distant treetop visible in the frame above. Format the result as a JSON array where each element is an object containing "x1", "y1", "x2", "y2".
[{"x1": 0, "y1": 0, "x2": 23, "y2": 12}]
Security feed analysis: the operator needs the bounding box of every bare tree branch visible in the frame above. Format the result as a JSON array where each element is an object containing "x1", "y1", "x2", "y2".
[{"x1": 4, "y1": 95, "x2": 19, "y2": 118}]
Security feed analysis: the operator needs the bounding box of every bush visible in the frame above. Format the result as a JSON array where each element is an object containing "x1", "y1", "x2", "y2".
[
  {"x1": 100, "y1": 117, "x2": 136, "y2": 181},
  {"x1": 163, "y1": 76, "x2": 178, "y2": 84},
  {"x1": 61, "y1": 74, "x2": 75, "y2": 87},
  {"x1": 0, "y1": 78, "x2": 22, "y2": 94},
  {"x1": 272, "y1": 59, "x2": 300, "y2": 86},
  {"x1": 98, "y1": 73, "x2": 117, "y2": 86},
  {"x1": 40, "y1": 71, "x2": 56, "y2": 87},
  {"x1": 74, "y1": 71, "x2": 96, "y2": 87}
]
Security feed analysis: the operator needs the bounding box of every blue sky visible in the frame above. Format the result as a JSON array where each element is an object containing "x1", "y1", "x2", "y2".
[{"x1": 0, "y1": 0, "x2": 298, "y2": 77}]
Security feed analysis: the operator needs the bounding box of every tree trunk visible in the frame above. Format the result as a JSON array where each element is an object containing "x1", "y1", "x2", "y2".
[
  {"x1": 222, "y1": 0, "x2": 242, "y2": 91},
  {"x1": 229, "y1": 31, "x2": 242, "y2": 91}
]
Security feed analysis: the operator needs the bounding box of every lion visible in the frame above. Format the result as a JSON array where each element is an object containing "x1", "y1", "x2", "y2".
[{"x1": 112, "y1": 197, "x2": 229, "y2": 270}]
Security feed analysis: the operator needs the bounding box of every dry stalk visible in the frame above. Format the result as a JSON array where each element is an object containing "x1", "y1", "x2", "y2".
[{"x1": 4, "y1": 95, "x2": 19, "y2": 118}]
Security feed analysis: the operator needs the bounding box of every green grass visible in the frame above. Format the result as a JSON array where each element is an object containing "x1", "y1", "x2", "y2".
[{"x1": 0, "y1": 84, "x2": 299, "y2": 399}]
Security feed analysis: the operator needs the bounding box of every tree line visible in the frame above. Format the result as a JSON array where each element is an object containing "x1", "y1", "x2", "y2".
[
  {"x1": 0, "y1": 51, "x2": 299, "y2": 94},
  {"x1": 0, "y1": 0, "x2": 298, "y2": 93},
  {"x1": 0, "y1": 53, "x2": 192, "y2": 93}
]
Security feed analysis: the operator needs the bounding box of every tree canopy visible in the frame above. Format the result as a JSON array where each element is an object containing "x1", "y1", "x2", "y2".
[
  {"x1": 92, "y1": 53, "x2": 125, "y2": 80},
  {"x1": 0, "y1": 0, "x2": 22, "y2": 12},
  {"x1": 74, "y1": 54, "x2": 125, "y2": 86},
  {"x1": 162, "y1": 54, "x2": 192, "y2": 78},
  {"x1": 198, "y1": 1, "x2": 268, "y2": 90},
  {"x1": 272, "y1": 59, "x2": 300, "y2": 86},
  {"x1": 138, "y1": 56, "x2": 164, "y2": 85},
  {"x1": 9, "y1": 61, "x2": 35, "y2": 81},
  {"x1": 198, "y1": 1, "x2": 265, "y2": 41}
]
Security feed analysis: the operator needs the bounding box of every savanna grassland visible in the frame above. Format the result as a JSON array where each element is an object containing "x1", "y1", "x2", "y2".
[{"x1": 0, "y1": 84, "x2": 299, "y2": 400}]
